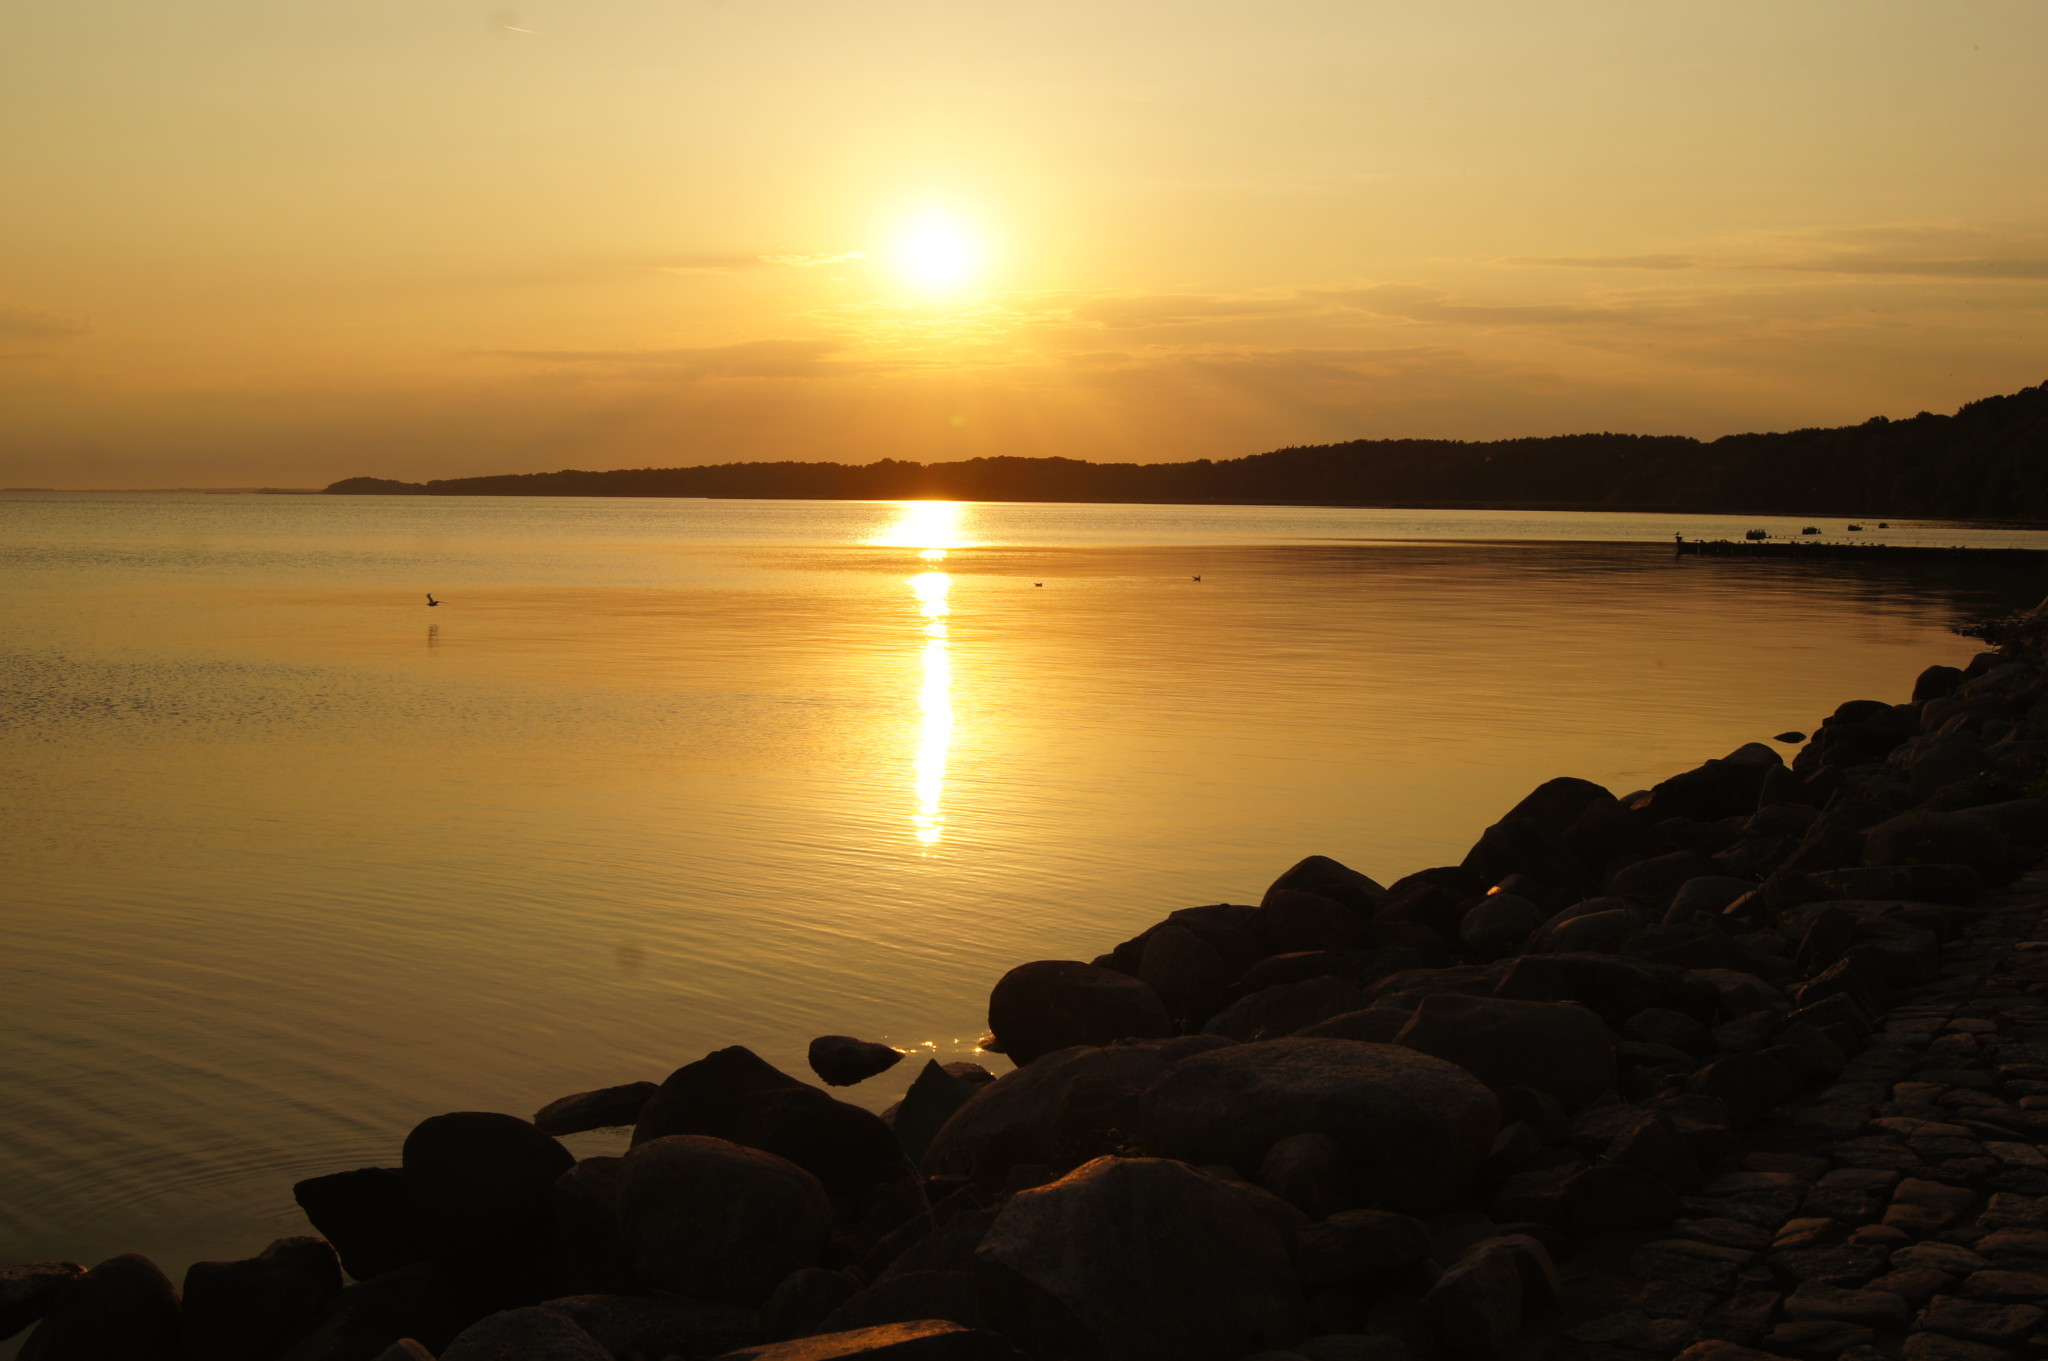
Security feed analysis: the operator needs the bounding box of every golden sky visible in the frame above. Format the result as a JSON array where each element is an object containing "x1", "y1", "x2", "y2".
[{"x1": 4, "y1": 1, "x2": 2045, "y2": 487}]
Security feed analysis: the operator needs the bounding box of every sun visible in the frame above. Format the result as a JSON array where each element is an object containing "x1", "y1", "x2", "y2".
[{"x1": 891, "y1": 211, "x2": 983, "y2": 292}]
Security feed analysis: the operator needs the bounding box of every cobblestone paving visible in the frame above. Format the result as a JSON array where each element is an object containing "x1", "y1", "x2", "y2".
[{"x1": 1541, "y1": 864, "x2": 2048, "y2": 1361}]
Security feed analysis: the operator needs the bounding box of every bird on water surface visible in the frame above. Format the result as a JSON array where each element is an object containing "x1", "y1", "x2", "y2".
[{"x1": 426, "y1": 593, "x2": 441, "y2": 607}]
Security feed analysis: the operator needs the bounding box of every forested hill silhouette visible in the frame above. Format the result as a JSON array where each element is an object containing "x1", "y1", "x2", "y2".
[{"x1": 327, "y1": 380, "x2": 2048, "y2": 518}]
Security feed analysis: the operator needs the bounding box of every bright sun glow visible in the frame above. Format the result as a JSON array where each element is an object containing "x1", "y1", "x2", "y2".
[
  {"x1": 869, "y1": 499, "x2": 973, "y2": 550},
  {"x1": 892, "y1": 212, "x2": 983, "y2": 292}
]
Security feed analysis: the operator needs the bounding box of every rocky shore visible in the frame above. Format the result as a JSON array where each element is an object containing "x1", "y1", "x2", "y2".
[{"x1": 11, "y1": 642, "x2": 2048, "y2": 1361}]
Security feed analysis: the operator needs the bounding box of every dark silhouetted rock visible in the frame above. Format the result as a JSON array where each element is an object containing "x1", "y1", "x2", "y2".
[
  {"x1": 1543, "y1": 908, "x2": 1634, "y2": 954},
  {"x1": 1492, "y1": 952, "x2": 1664, "y2": 1025},
  {"x1": 366, "y1": 1343, "x2": 435, "y2": 1361},
  {"x1": 439, "y1": 1306, "x2": 609, "y2": 1360},
  {"x1": 1460, "y1": 893, "x2": 1544, "y2": 959},
  {"x1": 1205, "y1": 976, "x2": 1370, "y2": 1042},
  {"x1": 1295, "y1": 1008, "x2": 1413, "y2": 1043},
  {"x1": 635, "y1": 1047, "x2": 910, "y2": 1202},
  {"x1": 1256, "y1": 1131, "x2": 1353, "y2": 1220},
  {"x1": 1691, "y1": 1051, "x2": 1799, "y2": 1126},
  {"x1": 617, "y1": 1135, "x2": 831, "y2": 1304},
  {"x1": 975, "y1": 1156, "x2": 1306, "y2": 1361},
  {"x1": 544, "y1": 1293, "x2": 764, "y2": 1360},
  {"x1": 890, "y1": 1061, "x2": 992, "y2": 1168},
  {"x1": 713, "y1": 1320, "x2": 1019, "y2": 1360},
  {"x1": 1862, "y1": 810, "x2": 2010, "y2": 872},
  {"x1": 277, "y1": 1262, "x2": 472, "y2": 1361},
  {"x1": 1638, "y1": 759, "x2": 1771, "y2": 824},
  {"x1": 820, "y1": 1272, "x2": 981, "y2": 1333},
  {"x1": 1141, "y1": 1038, "x2": 1498, "y2": 1213},
  {"x1": 293, "y1": 1167, "x2": 424, "y2": 1283},
  {"x1": 552, "y1": 1157, "x2": 632, "y2": 1297},
  {"x1": 809, "y1": 1037, "x2": 906, "y2": 1088},
  {"x1": 0, "y1": 1263, "x2": 82, "y2": 1341},
  {"x1": 1498, "y1": 777, "x2": 1617, "y2": 837},
  {"x1": 763, "y1": 1269, "x2": 863, "y2": 1342},
  {"x1": 1667, "y1": 876, "x2": 1756, "y2": 922},
  {"x1": 1421, "y1": 1238, "x2": 1533, "y2": 1355},
  {"x1": 1462, "y1": 820, "x2": 1590, "y2": 901},
  {"x1": 181, "y1": 1237, "x2": 342, "y2": 1361},
  {"x1": 984, "y1": 962, "x2": 1172, "y2": 1066},
  {"x1": 1257, "y1": 891, "x2": 1374, "y2": 955},
  {"x1": 1395, "y1": 993, "x2": 1617, "y2": 1111},
  {"x1": 1914, "y1": 665, "x2": 1966, "y2": 702},
  {"x1": 1622, "y1": 1007, "x2": 1711, "y2": 1057},
  {"x1": 18, "y1": 1254, "x2": 178, "y2": 1361},
  {"x1": 1293, "y1": 1209, "x2": 1434, "y2": 1289},
  {"x1": 403, "y1": 1111, "x2": 573, "y2": 1304},
  {"x1": 1609, "y1": 850, "x2": 1724, "y2": 908},
  {"x1": 1563, "y1": 1163, "x2": 1682, "y2": 1232},
  {"x1": 920, "y1": 1038, "x2": 1226, "y2": 1187},
  {"x1": 1265, "y1": 856, "x2": 1388, "y2": 915},
  {"x1": 1136, "y1": 924, "x2": 1234, "y2": 1026},
  {"x1": 533, "y1": 1083, "x2": 659, "y2": 1136}
]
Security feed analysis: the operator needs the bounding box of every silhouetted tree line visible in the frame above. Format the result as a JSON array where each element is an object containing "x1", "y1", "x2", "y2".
[{"x1": 326, "y1": 380, "x2": 2048, "y2": 517}]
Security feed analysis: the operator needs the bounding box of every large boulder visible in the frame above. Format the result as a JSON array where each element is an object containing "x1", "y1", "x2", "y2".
[
  {"x1": 1263, "y1": 856, "x2": 1388, "y2": 915},
  {"x1": 1492, "y1": 953, "x2": 1667, "y2": 1026},
  {"x1": 975, "y1": 1157, "x2": 1306, "y2": 1361},
  {"x1": 403, "y1": 1112, "x2": 573, "y2": 1271},
  {"x1": 1202, "y1": 977, "x2": 1369, "y2": 1042},
  {"x1": 1461, "y1": 821, "x2": 1590, "y2": 901},
  {"x1": 0, "y1": 1263, "x2": 83, "y2": 1341},
  {"x1": 274, "y1": 1261, "x2": 472, "y2": 1361},
  {"x1": 1459, "y1": 893, "x2": 1544, "y2": 959},
  {"x1": 551, "y1": 1158, "x2": 633, "y2": 1297},
  {"x1": 634, "y1": 1047, "x2": 909, "y2": 1202},
  {"x1": 985, "y1": 962, "x2": 1172, "y2": 1066},
  {"x1": 439, "y1": 1307, "x2": 609, "y2": 1360},
  {"x1": 1139, "y1": 1038, "x2": 1498, "y2": 1213},
  {"x1": 293, "y1": 1167, "x2": 424, "y2": 1283},
  {"x1": 1496, "y1": 778, "x2": 1616, "y2": 837},
  {"x1": 1636, "y1": 759, "x2": 1770, "y2": 824},
  {"x1": 18, "y1": 1255, "x2": 179, "y2": 1361},
  {"x1": 181, "y1": 1237, "x2": 342, "y2": 1361},
  {"x1": 1862, "y1": 809, "x2": 2011, "y2": 872},
  {"x1": 1395, "y1": 993, "x2": 1617, "y2": 1111},
  {"x1": 920, "y1": 1039, "x2": 1229, "y2": 1188},
  {"x1": 1254, "y1": 891, "x2": 1373, "y2": 955},
  {"x1": 1135, "y1": 924, "x2": 1234, "y2": 1027},
  {"x1": 616, "y1": 1135, "x2": 831, "y2": 1304}
]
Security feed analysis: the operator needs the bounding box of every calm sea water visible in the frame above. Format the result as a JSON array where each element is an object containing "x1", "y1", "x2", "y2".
[{"x1": 3, "y1": 492, "x2": 2044, "y2": 1293}]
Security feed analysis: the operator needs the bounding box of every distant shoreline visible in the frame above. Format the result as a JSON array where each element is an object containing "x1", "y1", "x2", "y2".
[{"x1": 318, "y1": 378, "x2": 2048, "y2": 522}]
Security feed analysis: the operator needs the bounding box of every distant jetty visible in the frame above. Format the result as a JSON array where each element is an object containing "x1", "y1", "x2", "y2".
[{"x1": 1677, "y1": 538, "x2": 2046, "y2": 563}]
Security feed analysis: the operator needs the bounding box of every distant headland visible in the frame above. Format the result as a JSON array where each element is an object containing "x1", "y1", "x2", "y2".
[{"x1": 327, "y1": 380, "x2": 2048, "y2": 521}]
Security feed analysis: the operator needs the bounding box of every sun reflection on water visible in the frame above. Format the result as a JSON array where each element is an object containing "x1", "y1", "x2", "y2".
[{"x1": 874, "y1": 502, "x2": 967, "y2": 849}]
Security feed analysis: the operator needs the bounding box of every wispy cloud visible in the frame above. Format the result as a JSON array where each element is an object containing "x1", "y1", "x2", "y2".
[
  {"x1": 0, "y1": 307, "x2": 88, "y2": 341},
  {"x1": 481, "y1": 338, "x2": 870, "y2": 379},
  {"x1": 1512, "y1": 254, "x2": 1698, "y2": 271},
  {"x1": 761, "y1": 252, "x2": 868, "y2": 268},
  {"x1": 1323, "y1": 284, "x2": 1653, "y2": 327}
]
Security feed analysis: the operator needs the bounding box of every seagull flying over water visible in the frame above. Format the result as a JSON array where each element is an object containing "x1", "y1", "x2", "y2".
[
  {"x1": 426, "y1": 593, "x2": 441, "y2": 607},
  {"x1": 1033, "y1": 581, "x2": 1043, "y2": 587},
  {"x1": 1192, "y1": 575, "x2": 1202, "y2": 582}
]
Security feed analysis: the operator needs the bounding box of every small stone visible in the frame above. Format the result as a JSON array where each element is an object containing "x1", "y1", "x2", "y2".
[
  {"x1": 807, "y1": 1037, "x2": 906, "y2": 1088},
  {"x1": 1848, "y1": 1226, "x2": 1909, "y2": 1247},
  {"x1": 1916, "y1": 1294, "x2": 2045, "y2": 1344},
  {"x1": 1867, "y1": 1268, "x2": 1957, "y2": 1304},
  {"x1": 1902, "y1": 1333, "x2": 2014, "y2": 1361},
  {"x1": 533, "y1": 1082, "x2": 660, "y2": 1135},
  {"x1": 1957, "y1": 1268, "x2": 2048, "y2": 1302},
  {"x1": 1782, "y1": 1282, "x2": 1909, "y2": 1328},
  {"x1": 1893, "y1": 1244, "x2": 1989, "y2": 1275},
  {"x1": 1761, "y1": 1318, "x2": 1875, "y2": 1358}
]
